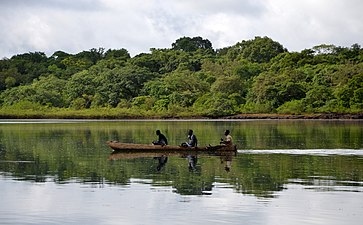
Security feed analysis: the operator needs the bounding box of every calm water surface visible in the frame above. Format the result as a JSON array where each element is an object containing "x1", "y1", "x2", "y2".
[{"x1": 0, "y1": 119, "x2": 362, "y2": 225}]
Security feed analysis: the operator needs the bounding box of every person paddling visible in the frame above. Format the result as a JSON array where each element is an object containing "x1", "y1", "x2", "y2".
[
  {"x1": 182, "y1": 129, "x2": 198, "y2": 147},
  {"x1": 220, "y1": 130, "x2": 233, "y2": 145},
  {"x1": 152, "y1": 130, "x2": 168, "y2": 146}
]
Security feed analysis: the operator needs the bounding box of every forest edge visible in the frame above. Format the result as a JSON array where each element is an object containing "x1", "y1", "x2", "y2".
[{"x1": 0, "y1": 113, "x2": 362, "y2": 120}]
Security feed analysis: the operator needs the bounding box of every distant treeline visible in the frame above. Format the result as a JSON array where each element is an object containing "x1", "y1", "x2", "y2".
[{"x1": 0, "y1": 36, "x2": 362, "y2": 117}]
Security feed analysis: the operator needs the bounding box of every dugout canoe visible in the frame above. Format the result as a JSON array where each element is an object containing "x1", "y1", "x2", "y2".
[{"x1": 106, "y1": 141, "x2": 237, "y2": 152}]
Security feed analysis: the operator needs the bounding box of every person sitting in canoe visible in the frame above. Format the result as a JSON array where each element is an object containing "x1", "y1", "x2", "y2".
[
  {"x1": 181, "y1": 129, "x2": 198, "y2": 147},
  {"x1": 220, "y1": 130, "x2": 233, "y2": 145},
  {"x1": 152, "y1": 130, "x2": 168, "y2": 146}
]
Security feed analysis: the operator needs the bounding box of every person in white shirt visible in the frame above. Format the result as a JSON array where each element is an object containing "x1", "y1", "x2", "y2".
[{"x1": 220, "y1": 130, "x2": 233, "y2": 145}]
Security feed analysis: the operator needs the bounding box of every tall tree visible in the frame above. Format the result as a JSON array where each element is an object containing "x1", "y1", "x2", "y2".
[
  {"x1": 172, "y1": 36, "x2": 213, "y2": 52},
  {"x1": 228, "y1": 36, "x2": 287, "y2": 63}
]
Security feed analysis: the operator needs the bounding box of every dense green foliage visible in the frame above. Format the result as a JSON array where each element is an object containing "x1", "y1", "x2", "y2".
[{"x1": 0, "y1": 37, "x2": 362, "y2": 117}]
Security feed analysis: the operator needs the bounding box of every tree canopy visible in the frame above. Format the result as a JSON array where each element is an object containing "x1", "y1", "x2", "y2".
[{"x1": 0, "y1": 36, "x2": 362, "y2": 116}]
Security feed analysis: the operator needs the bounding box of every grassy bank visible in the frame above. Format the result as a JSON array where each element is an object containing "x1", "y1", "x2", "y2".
[
  {"x1": 0, "y1": 105, "x2": 362, "y2": 120},
  {"x1": 0, "y1": 106, "x2": 205, "y2": 119}
]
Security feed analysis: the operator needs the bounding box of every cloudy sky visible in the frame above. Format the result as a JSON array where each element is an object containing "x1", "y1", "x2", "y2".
[{"x1": 1, "y1": 0, "x2": 362, "y2": 58}]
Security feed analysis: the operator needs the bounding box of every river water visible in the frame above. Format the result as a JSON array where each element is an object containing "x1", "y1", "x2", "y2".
[{"x1": 0, "y1": 119, "x2": 362, "y2": 225}]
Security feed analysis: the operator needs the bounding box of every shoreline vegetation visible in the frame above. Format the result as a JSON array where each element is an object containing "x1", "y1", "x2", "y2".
[{"x1": 0, "y1": 107, "x2": 361, "y2": 120}]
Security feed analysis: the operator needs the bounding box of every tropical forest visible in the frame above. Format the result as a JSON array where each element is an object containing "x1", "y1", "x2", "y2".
[{"x1": 0, "y1": 36, "x2": 362, "y2": 118}]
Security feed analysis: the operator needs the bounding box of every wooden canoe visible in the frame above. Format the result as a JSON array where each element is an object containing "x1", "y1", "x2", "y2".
[{"x1": 106, "y1": 141, "x2": 237, "y2": 152}]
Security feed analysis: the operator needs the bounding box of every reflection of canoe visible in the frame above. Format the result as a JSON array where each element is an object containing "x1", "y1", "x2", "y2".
[
  {"x1": 108, "y1": 150, "x2": 235, "y2": 160},
  {"x1": 108, "y1": 148, "x2": 236, "y2": 161},
  {"x1": 106, "y1": 141, "x2": 237, "y2": 152}
]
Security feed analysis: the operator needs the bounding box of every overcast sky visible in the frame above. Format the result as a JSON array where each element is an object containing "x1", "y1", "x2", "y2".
[{"x1": 1, "y1": 0, "x2": 362, "y2": 58}]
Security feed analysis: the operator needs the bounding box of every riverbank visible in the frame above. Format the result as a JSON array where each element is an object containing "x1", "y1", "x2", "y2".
[
  {"x1": 222, "y1": 113, "x2": 363, "y2": 120},
  {"x1": 0, "y1": 109, "x2": 362, "y2": 120},
  {"x1": 0, "y1": 104, "x2": 362, "y2": 120}
]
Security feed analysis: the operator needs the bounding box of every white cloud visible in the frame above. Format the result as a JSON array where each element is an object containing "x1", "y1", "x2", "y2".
[
  {"x1": 261, "y1": 0, "x2": 363, "y2": 51},
  {"x1": 0, "y1": 0, "x2": 362, "y2": 58}
]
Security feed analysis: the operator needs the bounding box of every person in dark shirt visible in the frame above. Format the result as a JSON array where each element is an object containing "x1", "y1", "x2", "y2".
[{"x1": 152, "y1": 130, "x2": 168, "y2": 146}]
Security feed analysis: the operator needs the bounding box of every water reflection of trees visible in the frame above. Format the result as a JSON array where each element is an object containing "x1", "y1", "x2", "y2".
[
  {"x1": 0, "y1": 121, "x2": 362, "y2": 198},
  {"x1": 1, "y1": 147, "x2": 362, "y2": 198}
]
